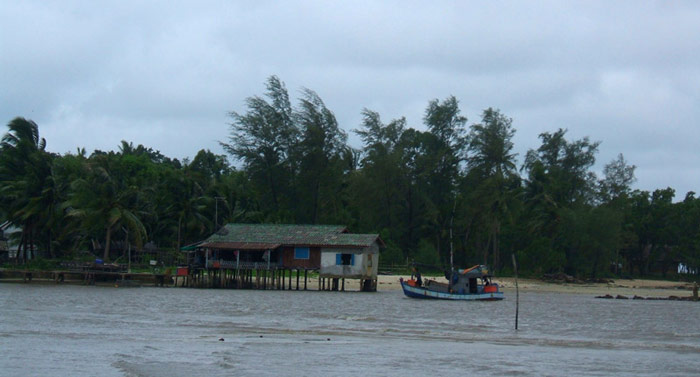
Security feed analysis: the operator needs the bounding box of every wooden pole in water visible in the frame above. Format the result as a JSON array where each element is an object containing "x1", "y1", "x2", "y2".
[{"x1": 511, "y1": 253, "x2": 519, "y2": 331}]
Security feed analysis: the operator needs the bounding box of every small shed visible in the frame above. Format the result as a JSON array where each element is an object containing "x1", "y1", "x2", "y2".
[{"x1": 319, "y1": 234, "x2": 380, "y2": 279}]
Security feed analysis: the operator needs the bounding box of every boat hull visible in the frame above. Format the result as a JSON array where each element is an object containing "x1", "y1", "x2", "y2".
[{"x1": 400, "y1": 281, "x2": 504, "y2": 301}]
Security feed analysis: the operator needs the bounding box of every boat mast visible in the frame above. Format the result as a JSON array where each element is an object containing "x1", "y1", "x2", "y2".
[{"x1": 449, "y1": 196, "x2": 456, "y2": 274}]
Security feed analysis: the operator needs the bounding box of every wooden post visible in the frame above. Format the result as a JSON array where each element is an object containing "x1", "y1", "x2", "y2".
[
  {"x1": 341, "y1": 278, "x2": 345, "y2": 291},
  {"x1": 288, "y1": 269, "x2": 292, "y2": 290},
  {"x1": 512, "y1": 254, "x2": 520, "y2": 331},
  {"x1": 296, "y1": 269, "x2": 300, "y2": 290},
  {"x1": 304, "y1": 269, "x2": 308, "y2": 290}
]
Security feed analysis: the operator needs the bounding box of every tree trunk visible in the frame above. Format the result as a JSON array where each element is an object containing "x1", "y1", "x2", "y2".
[
  {"x1": 103, "y1": 226, "x2": 113, "y2": 262},
  {"x1": 642, "y1": 243, "x2": 652, "y2": 276},
  {"x1": 48, "y1": 228, "x2": 54, "y2": 259},
  {"x1": 493, "y1": 220, "x2": 501, "y2": 271},
  {"x1": 177, "y1": 215, "x2": 182, "y2": 253},
  {"x1": 311, "y1": 179, "x2": 320, "y2": 224},
  {"x1": 28, "y1": 221, "x2": 35, "y2": 260},
  {"x1": 383, "y1": 174, "x2": 393, "y2": 229},
  {"x1": 16, "y1": 230, "x2": 25, "y2": 264},
  {"x1": 265, "y1": 164, "x2": 279, "y2": 213},
  {"x1": 483, "y1": 232, "x2": 492, "y2": 266},
  {"x1": 407, "y1": 185, "x2": 413, "y2": 257}
]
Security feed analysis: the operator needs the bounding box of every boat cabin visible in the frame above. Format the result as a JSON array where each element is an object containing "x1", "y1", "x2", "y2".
[{"x1": 449, "y1": 265, "x2": 497, "y2": 294}]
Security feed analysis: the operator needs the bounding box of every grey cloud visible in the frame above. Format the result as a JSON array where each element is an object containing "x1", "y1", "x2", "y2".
[{"x1": 1, "y1": 0, "x2": 699, "y2": 197}]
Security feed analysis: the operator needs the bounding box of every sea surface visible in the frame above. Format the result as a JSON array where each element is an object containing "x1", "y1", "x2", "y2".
[{"x1": 1, "y1": 283, "x2": 699, "y2": 376}]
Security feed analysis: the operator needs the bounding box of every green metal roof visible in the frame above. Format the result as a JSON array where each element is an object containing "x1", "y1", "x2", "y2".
[{"x1": 202, "y1": 223, "x2": 380, "y2": 248}]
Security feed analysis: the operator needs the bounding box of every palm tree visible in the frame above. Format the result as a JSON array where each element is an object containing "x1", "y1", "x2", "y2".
[
  {"x1": 69, "y1": 155, "x2": 146, "y2": 261},
  {"x1": 466, "y1": 109, "x2": 520, "y2": 270},
  {"x1": 0, "y1": 117, "x2": 50, "y2": 262},
  {"x1": 165, "y1": 171, "x2": 209, "y2": 251}
]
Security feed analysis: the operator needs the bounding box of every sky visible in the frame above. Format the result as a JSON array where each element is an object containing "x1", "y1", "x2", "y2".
[{"x1": 2, "y1": 1, "x2": 699, "y2": 198}]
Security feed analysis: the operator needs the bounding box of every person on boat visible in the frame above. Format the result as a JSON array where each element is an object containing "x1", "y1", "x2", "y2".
[{"x1": 414, "y1": 268, "x2": 422, "y2": 287}]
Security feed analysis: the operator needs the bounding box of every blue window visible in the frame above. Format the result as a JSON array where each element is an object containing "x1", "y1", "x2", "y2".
[
  {"x1": 336, "y1": 253, "x2": 355, "y2": 266},
  {"x1": 294, "y1": 247, "x2": 310, "y2": 260}
]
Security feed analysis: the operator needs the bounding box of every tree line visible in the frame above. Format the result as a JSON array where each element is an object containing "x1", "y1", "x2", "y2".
[{"x1": 1, "y1": 75, "x2": 698, "y2": 278}]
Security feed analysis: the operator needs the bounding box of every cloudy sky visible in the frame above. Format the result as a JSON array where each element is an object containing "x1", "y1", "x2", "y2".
[{"x1": 2, "y1": 1, "x2": 699, "y2": 197}]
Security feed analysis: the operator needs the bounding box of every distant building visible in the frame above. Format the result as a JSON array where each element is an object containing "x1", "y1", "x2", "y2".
[
  {"x1": 0, "y1": 223, "x2": 8, "y2": 260},
  {"x1": 0, "y1": 221, "x2": 17, "y2": 260},
  {"x1": 186, "y1": 224, "x2": 383, "y2": 291}
]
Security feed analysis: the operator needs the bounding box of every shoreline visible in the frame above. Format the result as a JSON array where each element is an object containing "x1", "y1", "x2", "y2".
[{"x1": 1, "y1": 270, "x2": 697, "y2": 299}]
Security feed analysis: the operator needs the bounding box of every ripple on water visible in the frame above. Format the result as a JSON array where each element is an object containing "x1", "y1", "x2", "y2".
[{"x1": 1, "y1": 285, "x2": 699, "y2": 376}]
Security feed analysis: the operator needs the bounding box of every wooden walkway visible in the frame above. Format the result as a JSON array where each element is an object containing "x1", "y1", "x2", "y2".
[
  {"x1": 0, "y1": 267, "x2": 377, "y2": 291},
  {"x1": 0, "y1": 269, "x2": 171, "y2": 286}
]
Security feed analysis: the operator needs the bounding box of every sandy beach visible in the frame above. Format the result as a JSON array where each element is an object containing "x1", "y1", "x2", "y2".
[{"x1": 1, "y1": 269, "x2": 697, "y2": 299}]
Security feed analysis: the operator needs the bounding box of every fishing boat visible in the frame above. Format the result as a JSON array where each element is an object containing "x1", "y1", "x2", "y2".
[{"x1": 399, "y1": 265, "x2": 504, "y2": 301}]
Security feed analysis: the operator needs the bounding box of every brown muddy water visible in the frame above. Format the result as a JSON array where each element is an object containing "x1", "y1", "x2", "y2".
[{"x1": 1, "y1": 284, "x2": 699, "y2": 376}]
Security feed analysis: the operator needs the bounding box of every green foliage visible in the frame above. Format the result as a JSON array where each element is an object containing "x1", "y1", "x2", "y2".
[
  {"x1": 20, "y1": 257, "x2": 60, "y2": 271},
  {"x1": 380, "y1": 241, "x2": 405, "y2": 266},
  {"x1": 1, "y1": 79, "x2": 698, "y2": 280},
  {"x1": 414, "y1": 238, "x2": 441, "y2": 267},
  {"x1": 518, "y1": 237, "x2": 564, "y2": 275}
]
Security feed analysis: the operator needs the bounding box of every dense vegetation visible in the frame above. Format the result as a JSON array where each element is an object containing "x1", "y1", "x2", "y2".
[{"x1": 1, "y1": 76, "x2": 698, "y2": 278}]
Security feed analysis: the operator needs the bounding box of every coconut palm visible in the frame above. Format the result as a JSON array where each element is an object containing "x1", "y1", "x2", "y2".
[
  {"x1": 0, "y1": 117, "x2": 51, "y2": 261},
  {"x1": 68, "y1": 155, "x2": 146, "y2": 261}
]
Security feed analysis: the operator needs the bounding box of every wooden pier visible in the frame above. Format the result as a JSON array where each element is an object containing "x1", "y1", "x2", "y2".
[
  {"x1": 0, "y1": 266, "x2": 376, "y2": 292},
  {"x1": 173, "y1": 266, "x2": 375, "y2": 292},
  {"x1": 0, "y1": 268, "x2": 172, "y2": 287}
]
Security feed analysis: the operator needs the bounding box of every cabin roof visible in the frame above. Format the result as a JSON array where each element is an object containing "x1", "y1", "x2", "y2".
[{"x1": 200, "y1": 223, "x2": 381, "y2": 249}]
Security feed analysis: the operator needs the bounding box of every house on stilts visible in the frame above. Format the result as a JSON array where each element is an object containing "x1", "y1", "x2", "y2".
[{"x1": 178, "y1": 224, "x2": 383, "y2": 292}]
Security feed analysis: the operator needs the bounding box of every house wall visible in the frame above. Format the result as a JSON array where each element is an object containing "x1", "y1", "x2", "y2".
[
  {"x1": 319, "y1": 242, "x2": 380, "y2": 279},
  {"x1": 282, "y1": 246, "x2": 321, "y2": 269}
]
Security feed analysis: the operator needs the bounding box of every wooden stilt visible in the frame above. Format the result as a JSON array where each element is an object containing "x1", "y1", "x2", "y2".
[
  {"x1": 296, "y1": 269, "x2": 300, "y2": 290},
  {"x1": 304, "y1": 269, "x2": 308, "y2": 290},
  {"x1": 342, "y1": 278, "x2": 345, "y2": 291}
]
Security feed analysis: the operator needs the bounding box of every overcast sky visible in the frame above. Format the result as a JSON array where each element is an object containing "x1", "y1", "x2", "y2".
[{"x1": 2, "y1": 1, "x2": 699, "y2": 198}]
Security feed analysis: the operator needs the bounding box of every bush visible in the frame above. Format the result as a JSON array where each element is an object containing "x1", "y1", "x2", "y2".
[{"x1": 415, "y1": 238, "x2": 441, "y2": 267}]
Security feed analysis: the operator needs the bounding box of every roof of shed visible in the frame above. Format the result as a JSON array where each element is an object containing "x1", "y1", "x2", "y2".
[
  {"x1": 201, "y1": 242, "x2": 281, "y2": 250},
  {"x1": 201, "y1": 223, "x2": 381, "y2": 249}
]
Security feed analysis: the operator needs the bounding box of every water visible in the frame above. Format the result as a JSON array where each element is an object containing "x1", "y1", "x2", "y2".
[{"x1": 1, "y1": 284, "x2": 698, "y2": 376}]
